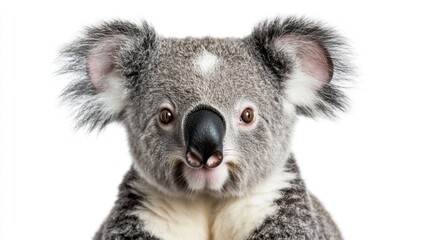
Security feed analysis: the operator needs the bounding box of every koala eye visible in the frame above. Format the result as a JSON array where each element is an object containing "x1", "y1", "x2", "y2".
[
  {"x1": 159, "y1": 109, "x2": 174, "y2": 124},
  {"x1": 240, "y1": 108, "x2": 254, "y2": 124}
]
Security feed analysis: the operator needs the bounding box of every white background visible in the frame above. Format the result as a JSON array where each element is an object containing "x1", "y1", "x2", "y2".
[{"x1": 1, "y1": 1, "x2": 428, "y2": 239}]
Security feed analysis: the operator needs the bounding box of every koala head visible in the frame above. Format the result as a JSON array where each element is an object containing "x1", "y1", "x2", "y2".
[{"x1": 60, "y1": 17, "x2": 351, "y2": 198}]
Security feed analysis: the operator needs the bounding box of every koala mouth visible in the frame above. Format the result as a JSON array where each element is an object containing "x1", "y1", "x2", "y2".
[{"x1": 182, "y1": 162, "x2": 229, "y2": 192}]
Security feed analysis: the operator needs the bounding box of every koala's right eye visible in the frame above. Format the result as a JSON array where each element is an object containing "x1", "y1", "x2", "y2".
[
  {"x1": 240, "y1": 108, "x2": 254, "y2": 124},
  {"x1": 159, "y1": 109, "x2": 174, "y2": 124}
]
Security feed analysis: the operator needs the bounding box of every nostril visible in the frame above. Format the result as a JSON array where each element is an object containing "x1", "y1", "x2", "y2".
[
  {"x1": 205, "y1": 152, "x2": 223, "y2": 168},
  {"x1": 186, "y1": 151, "x2": 203, "y2": 168},
  {"x1": 185, "y1": 151, "x2": 223, "y2": 169}
]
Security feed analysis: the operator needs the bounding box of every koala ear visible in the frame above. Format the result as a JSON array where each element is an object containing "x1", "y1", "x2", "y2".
[
  {"x1": 60, "y1": 20, "x2": 157, "y2": 130},
  {"x1": 249, "y1": 17, "x2": 353, "y2": 117}
]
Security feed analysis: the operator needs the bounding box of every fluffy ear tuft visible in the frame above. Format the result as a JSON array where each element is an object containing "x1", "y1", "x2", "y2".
[
  {"x1": 59, "y1": 20, "x2": 157, "y2": 131},
  {"x1": 249, "y1": 17, "x2": 353, "y2": 117}
]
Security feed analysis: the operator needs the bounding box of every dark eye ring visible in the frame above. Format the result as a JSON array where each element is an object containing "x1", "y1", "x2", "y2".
[
  {"x1": 159, "y1": 109, "x2": 174, "y2": 124},
  {"x1": 240, "y1": 108, "x2": 254, "y2": 124}
]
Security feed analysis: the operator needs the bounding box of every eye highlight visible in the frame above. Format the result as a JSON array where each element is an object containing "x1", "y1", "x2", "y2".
[
  {"x1": 240, "y1": 108, "x2": 254, "y2": 124},
  {"x1": 159, "y1": 109, "x2": 174, "y2": 124}
]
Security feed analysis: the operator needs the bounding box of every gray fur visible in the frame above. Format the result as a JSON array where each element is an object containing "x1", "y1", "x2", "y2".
[
  {"x1": 60, "y1": 16, "x2": 352, "y2": 239},
  {"x1": 247, "y1": 157, "x2": 342, "y2": 239}
]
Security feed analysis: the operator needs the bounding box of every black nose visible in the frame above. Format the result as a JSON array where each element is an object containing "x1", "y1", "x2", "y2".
[{"x1": 184, "y1": 108, "x2": 225, "y2": 168}]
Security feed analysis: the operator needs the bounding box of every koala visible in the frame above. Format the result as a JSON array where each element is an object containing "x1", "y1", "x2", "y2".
[{"x1": 60, "y1": 16, "x2": 352, "y2": 240}]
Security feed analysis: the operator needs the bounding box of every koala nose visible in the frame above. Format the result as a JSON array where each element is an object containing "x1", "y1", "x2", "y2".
[{"x1": 184, "y1": 108, "x2": 225, "y2": 169}]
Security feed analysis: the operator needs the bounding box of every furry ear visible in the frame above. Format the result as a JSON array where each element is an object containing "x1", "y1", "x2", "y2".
[
  {"x1": 249, "y1": 17, "x2": 352, "y2": 117},
  {"x1": 60, "y1": 20, "x2": 157, "y2": 130}
]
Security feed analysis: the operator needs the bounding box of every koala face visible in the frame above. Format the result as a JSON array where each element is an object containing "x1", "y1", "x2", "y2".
[
  {"x1": 61, "y1": 18, "x2": 351, "y2": 198},
  {"x1": 124, "y1": 38, "x2": 292, "y2": 197}
]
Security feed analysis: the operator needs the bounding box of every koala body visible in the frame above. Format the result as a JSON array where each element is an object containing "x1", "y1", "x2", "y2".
[{"x1": 61, "y1": 17, "x2": 351, "y2": 240}]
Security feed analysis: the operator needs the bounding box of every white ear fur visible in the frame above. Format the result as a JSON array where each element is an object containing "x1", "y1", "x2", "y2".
[
  {"x1": 285, "y1": 70, "x2": 323, "y2": 108},
  {"x1": 274, "y1": 36, "x2": 333, "y2": 110},
  {"x1": 86, "y1": 36, "x2": 128, "y2": 115},
  {"x1": 94, "y1": 71, "x2": 126, "y2": 115},
  {"x1": 275, "y1": 36, "x2": 332, "y2": 83}
]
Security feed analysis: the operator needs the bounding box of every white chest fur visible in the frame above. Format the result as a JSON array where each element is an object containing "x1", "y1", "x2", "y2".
[{"x1": 133, "y1": 167, "x2": 295, "y2": 240}]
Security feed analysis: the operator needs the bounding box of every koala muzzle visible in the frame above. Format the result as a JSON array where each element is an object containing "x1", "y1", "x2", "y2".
[{"x1": 184, "y1": 108, "x2": 225, "y2": 169}]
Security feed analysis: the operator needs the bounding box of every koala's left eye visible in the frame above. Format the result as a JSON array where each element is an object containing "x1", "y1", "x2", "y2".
[
  {"x1": 159, "y1": 109, "x2": 174, "y2": 124},
  {"x1": 240, "y1": 108, "x2": 254, "y2": 124}
]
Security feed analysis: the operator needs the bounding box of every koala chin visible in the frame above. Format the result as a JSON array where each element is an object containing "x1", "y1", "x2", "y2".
[{"x1": 60, "y1": 17, "x2": 353, "y2": 240}]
